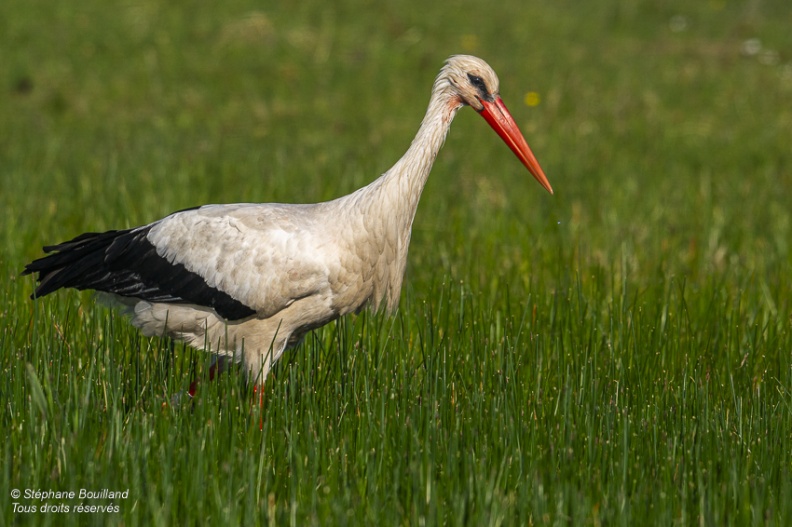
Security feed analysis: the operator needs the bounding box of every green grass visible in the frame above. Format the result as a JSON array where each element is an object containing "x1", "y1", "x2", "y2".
[{"x1": 2, "y1": 0, "x2": 791, "y2": 525}]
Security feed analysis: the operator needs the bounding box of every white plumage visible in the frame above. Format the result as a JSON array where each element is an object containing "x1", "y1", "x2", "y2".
[{"x1": 24, "y1": 55, "x2": 553, "y2": 389}]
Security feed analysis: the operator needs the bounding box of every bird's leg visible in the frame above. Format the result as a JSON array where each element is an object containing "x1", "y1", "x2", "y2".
[
  {"x1": 248, "y1": 354, "x2": 265, "y2": 430},
  {"x1": 187, "y1": 354, "x2": 232, "y2": 398},
  {"x1": 252, "y1": 381, "x2": 265, "y2": 431},
  {"x1": 167, "y1": 354, "x2": 264, "y2": 430},
  {"x1": 166, "y1": 355, "x2": 232, "y2": 408}
]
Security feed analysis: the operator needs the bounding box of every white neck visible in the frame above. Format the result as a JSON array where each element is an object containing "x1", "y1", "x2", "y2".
[
  {"x1": 359, "y1": 80, "x2": 462, "y2": 227},
  {"x1": 330, "y1": 78, "x2": 463, "y2": 312}
]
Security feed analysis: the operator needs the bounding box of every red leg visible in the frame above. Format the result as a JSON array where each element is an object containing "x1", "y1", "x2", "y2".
[
  {"x1": 253, "y1": 384, "x2": 264, "y2": 430},
  {"x1": 187, "y1": 355, "x2": 228, "y2": 398},
  {"x1": 170, "y1": 356, "x2": 264, "y2": 430}
]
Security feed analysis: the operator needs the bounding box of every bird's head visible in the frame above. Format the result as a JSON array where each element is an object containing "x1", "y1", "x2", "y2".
[
  {"x1": 438, "y1": 55, "x2": 553, "y2": 194},
  {"x1": 440, "y1": 55, "x2": 502, "y2": 112}
]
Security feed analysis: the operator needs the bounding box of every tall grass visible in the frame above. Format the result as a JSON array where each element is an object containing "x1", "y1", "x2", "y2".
[{"x1": 2, "y1": 0, "x2": 791, "y2": 525}]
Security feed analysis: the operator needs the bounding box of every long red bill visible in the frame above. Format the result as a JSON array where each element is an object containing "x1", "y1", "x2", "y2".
[{"x1": 478, "y1": 97, "x2": 553, "y2": 194}]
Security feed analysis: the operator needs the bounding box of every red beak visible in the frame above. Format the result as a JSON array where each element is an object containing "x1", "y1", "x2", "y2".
[{"x1": 478, "y1": 97, "x2": 553, "y2": 194}]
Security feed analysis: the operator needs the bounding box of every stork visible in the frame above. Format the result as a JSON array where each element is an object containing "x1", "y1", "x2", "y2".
[{"x1": 23, "y1": 55, "x2": 553, "y2": 395}]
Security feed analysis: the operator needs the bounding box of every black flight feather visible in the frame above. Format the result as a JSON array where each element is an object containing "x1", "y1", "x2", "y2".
[{"x1": 23, "y1": 225, "x2": 257, "y2": 321}]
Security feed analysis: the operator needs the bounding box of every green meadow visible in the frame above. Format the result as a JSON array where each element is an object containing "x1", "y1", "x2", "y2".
[{"x1": 2, "y1": 0, "x2": 791, "y2": 525}]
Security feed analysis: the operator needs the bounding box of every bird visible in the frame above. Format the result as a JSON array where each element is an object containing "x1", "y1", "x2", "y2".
[{"x1": 23, "y1": 55, "x2": 553, "y2": 393}]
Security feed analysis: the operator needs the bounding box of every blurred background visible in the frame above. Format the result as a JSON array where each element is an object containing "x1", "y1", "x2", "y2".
[
  {"x1": 2, "y1": 1, "x2": 790, "y2": 298},
  {"x1": 2, "y1": 1, "x2": 791, "y2": 524}
]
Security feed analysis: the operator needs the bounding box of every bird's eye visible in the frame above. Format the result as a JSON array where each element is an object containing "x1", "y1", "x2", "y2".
[{"x1": 467, "y1": 74, "x2": 488, "y2": 98}]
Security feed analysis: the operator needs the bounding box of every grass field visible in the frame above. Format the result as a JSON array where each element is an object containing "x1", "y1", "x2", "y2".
[{"x1": 2, "y1": 0, "x2": 791, "y2": 525}]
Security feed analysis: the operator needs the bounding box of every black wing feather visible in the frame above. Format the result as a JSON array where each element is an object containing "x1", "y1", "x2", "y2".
[{"x1": 23, "y1": 224, "x2": 257, "y2": 321}]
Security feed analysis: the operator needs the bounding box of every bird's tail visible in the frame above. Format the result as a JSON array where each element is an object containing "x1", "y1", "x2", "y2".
[{"x1": 22, "y1": 228, "x2": 141, "y2": 299}]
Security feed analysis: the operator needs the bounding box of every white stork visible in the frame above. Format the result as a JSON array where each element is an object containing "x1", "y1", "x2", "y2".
[{"x1": 24, "y1": 55, "x2": 553, "y2": 393}]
